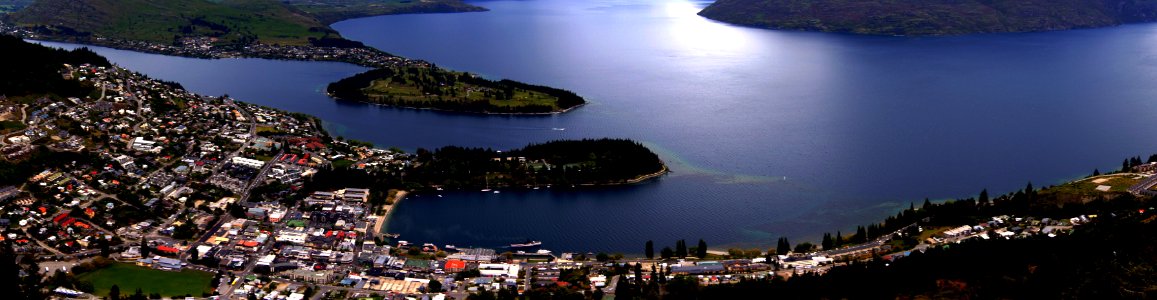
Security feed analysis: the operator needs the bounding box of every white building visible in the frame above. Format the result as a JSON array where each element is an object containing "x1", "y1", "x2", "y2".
[{"x1": 231, "y1": 156, "x2": 265, "y2": 169}]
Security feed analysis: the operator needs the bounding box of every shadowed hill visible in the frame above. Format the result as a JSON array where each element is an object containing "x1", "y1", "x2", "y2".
[
  {"x1": 698, "y1": 0, "x2": 1157, "y2": 35},
  {"x1": 8, "y1": 0, "x2": 336, "y2": 46}
]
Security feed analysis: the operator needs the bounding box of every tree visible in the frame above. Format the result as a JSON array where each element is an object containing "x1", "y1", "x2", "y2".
[
  {"x1": 821, "y1": 233, "x2": 833, "y2": 250},
  {"x1": 190, "y1": 246, "x2": 200, "y2": 261},
  {"x1": 794, "y1": 242, "x2": 815, "y2": 253},
  {"x1": 660, "y1": 247, "x2": 674, "y2": 259},
  {"x1": 776, "y1": 237, "x2": 790, "y2": 255},
  {"x1": 596, "y1": 252, "x2": 610, "y2": 262},
  {"x1": 979, "y1": 188, "x2": 989, "y2": 206},
  {"x1": 428, "y1": 279, "x2": 443, "y2": 293},
  {"x1": 835, "y1": 231, "x2": 843, "y2": 247},
  {"x1": 696, "y1": 239, "x2": 708, "y2": 259},
  {"x1": 109, "y1": 284, "x2": 121, "y2": 300},
  {"x1": 645, "y1": 240, "x2": 654, "y2": 260},
  {"x1": 1093, "y1": 168, "x2": 1100, "y2": 176},
  {"x1": 675, "y1": 239, "x2": 687, "y2": 258},
  {"x1": 140, "y1": 238, "x2": 150, "y2": 257}
]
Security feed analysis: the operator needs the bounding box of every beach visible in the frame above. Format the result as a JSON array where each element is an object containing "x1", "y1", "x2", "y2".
[{"x1": 372, "y1": 189, "x2": 408, "y2": 236}]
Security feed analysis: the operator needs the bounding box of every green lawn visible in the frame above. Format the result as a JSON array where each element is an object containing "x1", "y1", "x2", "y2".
[
  {"x1": 77, "y1": 263, "x2": 214, "y2": 297},
  {"x1": 364, "y1": 77, "x2": 560, "y2": 110}
]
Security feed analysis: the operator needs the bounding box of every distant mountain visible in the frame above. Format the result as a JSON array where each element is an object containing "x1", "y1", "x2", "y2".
[
  {"x1": 698, "y1": 0, "x2": 1157, "y2": 35},
  {"x1": 8, "y1": 0, "x2": 339, "y2": 46},
  {"x1": 281, "y1": 0, "x2": 486, "y2": 24}
]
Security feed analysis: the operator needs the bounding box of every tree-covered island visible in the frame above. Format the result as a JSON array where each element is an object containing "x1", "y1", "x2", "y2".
[{"x1": 327, "y1": 67, "x2": 587, "y2": 114}]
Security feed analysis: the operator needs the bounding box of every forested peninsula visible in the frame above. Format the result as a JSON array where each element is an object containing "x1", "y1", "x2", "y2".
[
  {"x1": 698, "y1": 0, "x2": 1157, "y2": 35},
  {"x1": 303, "y1": 138, "x2": 667, "y2": 194},
  {"x1": 327, "y1": 67, "x2": 586, "y2": 114}
]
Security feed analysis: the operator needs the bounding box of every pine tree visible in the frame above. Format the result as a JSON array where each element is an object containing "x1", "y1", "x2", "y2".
[
  {"x1": 979, "y1": 189, "x2": 989, "y2": 205},
  {"x1": 644, "y1": 240, "x2": 654, "y2": 260},
  {"x1": 109, "y1": 284, "x2": 121, "y2": 300},
  {"x1": 1093, "y1": 168, "x2": 1100, "y2": 176},
  {"x1": 776, "y1": 237, "x2": 790, "y2": 255}
]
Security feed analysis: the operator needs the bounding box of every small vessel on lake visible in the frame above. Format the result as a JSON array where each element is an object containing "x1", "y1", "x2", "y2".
[{"x1": 510, "y1": 240, "x2": 542, "y2": 249}]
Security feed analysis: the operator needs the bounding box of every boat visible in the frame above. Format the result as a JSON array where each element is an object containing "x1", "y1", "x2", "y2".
[
  {"x1": 382, "y1": 233, "x2": 400, "y2": 238},
  {"x1": 481, "y1": 189, "x2": 492, "y2": 192},
  {"x1": 510, "y1": 240, "x2": 542, "y2": 248},
  {"x1": 493, "y1": 190, "x2": 500, "y2": 194}
]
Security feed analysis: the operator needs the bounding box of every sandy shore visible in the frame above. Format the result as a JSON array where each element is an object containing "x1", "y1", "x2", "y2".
[{"x1": 372, "y1": 189, "x2": 408, "y2": 236}]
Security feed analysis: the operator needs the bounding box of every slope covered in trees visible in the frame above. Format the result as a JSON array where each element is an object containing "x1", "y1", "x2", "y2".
[
  {"x1": 698, "y1": 0, "x2": 1157, "y2": 35},
  {"x1": 410, "y1": 139, "x2": 666, "y2": 189},
  {"x1": 0, "y1": 34, "x2": 109, "y2": 98}
]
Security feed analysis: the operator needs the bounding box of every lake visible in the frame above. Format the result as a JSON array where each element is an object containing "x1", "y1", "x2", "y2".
[{"x1": 38, "y1": 0, "x2": 1157, "y2": 253}]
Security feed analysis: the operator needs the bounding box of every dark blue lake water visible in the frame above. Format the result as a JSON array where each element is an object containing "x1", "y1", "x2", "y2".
[{"x1": 37, "y1": 0, "x2": 1157, "y2": 253}]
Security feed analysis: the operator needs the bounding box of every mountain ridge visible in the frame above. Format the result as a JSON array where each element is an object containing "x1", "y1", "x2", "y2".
[{"x1": 698, "y1": 0, "x2": 1157, "y2": 35}]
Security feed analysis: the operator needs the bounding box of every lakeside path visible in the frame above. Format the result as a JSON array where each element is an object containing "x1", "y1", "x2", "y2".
[{"x1": 372, "y1": 189, "x2": 408, "y2": 236}]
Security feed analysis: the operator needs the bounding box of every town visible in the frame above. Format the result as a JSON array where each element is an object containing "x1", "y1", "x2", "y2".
[
  {"x1": 0, "y1": 20, "x2": 429, "y2": 71},
  {"x1": 0, "y1": 58, "x2": 1142, "y2": 300}
]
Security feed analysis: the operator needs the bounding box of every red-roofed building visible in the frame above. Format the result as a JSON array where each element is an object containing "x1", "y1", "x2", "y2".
[
  {"x1": 156, "y1": 245, "x2": 180, "y2": 254},
  {"x1": 444, "y1": 260, "x2": 466, "y2": 272}
]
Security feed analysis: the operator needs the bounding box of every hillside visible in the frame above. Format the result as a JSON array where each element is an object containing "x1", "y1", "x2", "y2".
[
  {"x1": 0, "y1": 34, "x2": 109, "y2": 99},
  {"x1": 282, "y1": 0, "x2": 486, "y2": 24},
  {"x1": 7, "y1": 0, "x2": 337, "y2": 46},
  {"x1": 698, "y1": 0, "x2": 1157, "y2": 35}
]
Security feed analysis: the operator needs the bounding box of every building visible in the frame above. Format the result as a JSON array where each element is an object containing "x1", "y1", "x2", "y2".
[
  {"x1": 132, "y1": 137, "x2": 162, "y2": 153},
  {"x1": 155, "y1": 257, "x2": 182, "y2": 270},
  {"x1": 231, "y1": 156, "x2": 265, "y2": 169},
  {"x1": 478, "y1": 263, "x2": 520, "y2": 278}
]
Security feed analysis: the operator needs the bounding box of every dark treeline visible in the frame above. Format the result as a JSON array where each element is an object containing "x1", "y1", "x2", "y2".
[
  {"x1": 410, "y1": 138, "x2": 665, "y2": 189},
  {"x1": 678, "y1": 205, "x2": 1157, "y2": 299},
  {"x1": 0, "y1": 34, "x2": 110, "y2": 98},
  {"x1": 326, "y1": 66, "x2": 585, "y2": 114}
]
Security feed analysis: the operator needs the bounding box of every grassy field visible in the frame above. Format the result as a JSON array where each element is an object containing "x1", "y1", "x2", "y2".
[
  {"x1": 364, "y1": 78, "x2": 560, "y2": 110},
  {"x1": 77, "y1": 263, "x2": 214, "y2": 297},
  {"x1": 1035, "y1": 174, "x2": 1142, "y2": 205}
]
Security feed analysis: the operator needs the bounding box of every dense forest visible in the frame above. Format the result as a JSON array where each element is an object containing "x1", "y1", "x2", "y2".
[
  {"x1": 327, "y1": 67, "x2": 586, "y2": 114},
  {"x1": 0, "y1": 34, "x2": 110, "y2": 98},
  {"x1": 409, "y1": 139, "x2": 665, "y2": 189},
  {"x1": 698, "y1": 0, "x2": 1157, "y2": 36}
]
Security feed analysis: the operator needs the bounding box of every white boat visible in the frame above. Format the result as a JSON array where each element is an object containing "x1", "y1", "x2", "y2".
[{"x1": 510, "y1": 240, "x2": 542, "y2": 248}]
